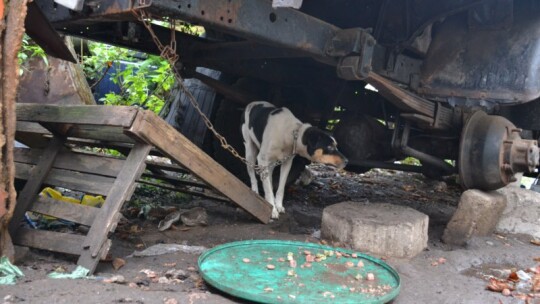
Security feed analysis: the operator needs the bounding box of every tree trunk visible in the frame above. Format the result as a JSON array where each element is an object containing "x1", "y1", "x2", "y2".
[{"x1": 0, "y1": 0, "x2": 28, "y2": 260}]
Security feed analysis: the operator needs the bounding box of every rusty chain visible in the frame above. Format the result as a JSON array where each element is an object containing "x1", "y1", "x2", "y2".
[{"x1": 133, "y1": 10, "x2": 299, "y2": 179}]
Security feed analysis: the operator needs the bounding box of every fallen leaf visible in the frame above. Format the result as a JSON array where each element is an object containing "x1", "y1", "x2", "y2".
[
  {"x1": 532, "y1": 274, "x2": 540, "y2": 292},
  {"x1": 140, "y1": 269, "x2": 157, "y2": 278},
  {"x1": 402, "y1": 185, "x2": 415, "y2": 191},
  {"x1": 163, "y1": 298, "x2": 178, "y2": 304},
  {"x1": 487, "y1": 278, "x2": 514, "y2": 292},
  {"x1": 130, "y1": 225, "x2": 143, "y2": 233},
  {"x1": 112, "y1": 258, "x2": 126, "y2": 270},
  {"x1": 163, "y1": 262, "x2": 177, "y2": 267}
]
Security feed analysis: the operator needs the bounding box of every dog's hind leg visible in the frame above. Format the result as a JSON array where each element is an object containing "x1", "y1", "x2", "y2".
[
  {"x1": 275, "y1": 157, "x2": 294, "y2": 214},
  {"x1": 259, "y1": 160, "x2": 279, "y2": 219}
]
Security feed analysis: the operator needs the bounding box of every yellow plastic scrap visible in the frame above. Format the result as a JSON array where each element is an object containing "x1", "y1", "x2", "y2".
[
  {"x1": 81, "y1": 194, "x2": 105, "y2": 208},
  {"x1": 33, "y1": 188, "x2": 105, "y2": 221}
]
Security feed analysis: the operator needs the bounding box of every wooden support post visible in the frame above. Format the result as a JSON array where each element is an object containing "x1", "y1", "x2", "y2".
[
  {"x1": 8, "y1": 136, "x2": 64, "y2": 235},
  {"x1": 127, "y1": 111, "x2": 272, "y2": 223},
  {"x1": 77, "y1": 142, "x2": 151, "y2": 273}
]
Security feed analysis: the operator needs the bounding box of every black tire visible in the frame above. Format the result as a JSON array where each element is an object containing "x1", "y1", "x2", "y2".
[{"x1": 163, "y1": 67, "x2": 223, "y2": 153}]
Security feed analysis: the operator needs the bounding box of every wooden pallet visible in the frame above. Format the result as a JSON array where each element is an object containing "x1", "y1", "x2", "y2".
[{"x1": 11, "y1": 104, "x2": 271, "y2": 274}]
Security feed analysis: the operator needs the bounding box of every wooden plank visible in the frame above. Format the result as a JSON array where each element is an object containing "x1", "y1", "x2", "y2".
[
  {"x1": 146, "y1": 159, "x2": 189, "y2": 174},
  {"x1": 127, "y1": 110, "x2": 272, "y2": 223},
  {"x1": 15, "y1": 121, "x2": 51, "y2": 148},
  {"x1": 78, "y1": 142, "x2": 151, "y2": 273},
  {"x1": 15, "y1": 148, "x2": 203, "y2": 188},
  {"x1": 14, "y1": 228, "x2": 86, "y2": 256},
  {"x1": 14, "y1": 228, "x2": 111, "y2": 260},
  {"x1": 16, "y1": 104, "x2": 138, "y2": 127},
  {"x1": 15, "y1": 147, "x2": 124, "y2": 178},
  {"x1": 16, "y1": 121, "x2": 50, "y2": 134},
  {"x1": 30, "y1": 196, "x2": 98, "y2": 226},
  {"x1": 9, "y1": 136, "x2": 64, "y2": 235},
  {"x1": 15, "y1": 163, "x2": 114, "y2": 196},
  {"x1": 47, "y1": 124, "x2": 135, "y2": 143}
]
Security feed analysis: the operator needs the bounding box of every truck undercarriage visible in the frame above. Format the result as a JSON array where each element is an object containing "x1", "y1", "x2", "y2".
[{"x1": 28, "y1": 0, "x2": 540, "y2": 190}]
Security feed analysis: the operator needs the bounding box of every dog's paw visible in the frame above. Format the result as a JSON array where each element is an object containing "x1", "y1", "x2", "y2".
[
  {"x1": 271, "y1": 208, "x2": 280, "y2": 219},
  {"x1": 277, "y1": 205, "x2": 286, "y2": 213}
]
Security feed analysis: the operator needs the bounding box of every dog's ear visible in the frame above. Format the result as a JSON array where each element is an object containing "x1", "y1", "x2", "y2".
[{"x1": 302, "y1": 127, "x2": 322, "y2": 155}]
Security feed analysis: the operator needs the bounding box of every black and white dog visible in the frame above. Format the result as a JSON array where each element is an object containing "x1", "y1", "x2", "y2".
[{"x1": 241, "y1": 101, "x2": 348, "y2": 219}]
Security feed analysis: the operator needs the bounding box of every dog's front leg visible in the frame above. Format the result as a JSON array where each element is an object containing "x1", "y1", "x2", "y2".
[
  {"x1": 275, "y1": 157, "x2": 294, "y2": 214},
  {"x1": 244, "y1": 141, "x2": 259, "y2": 194},
  {"x1": 260, "y1": 163, "x2": 278, "y2": 219}
]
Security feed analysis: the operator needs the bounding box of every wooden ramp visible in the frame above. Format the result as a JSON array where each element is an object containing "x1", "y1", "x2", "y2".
[{"x1": 11, "y1": 104, "x2": 271, "y2": 274}]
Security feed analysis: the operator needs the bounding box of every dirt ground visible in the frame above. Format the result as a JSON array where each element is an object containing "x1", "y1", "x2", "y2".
[{"x1": 2, "y1": 165, "x2": 540, "y2": 304}]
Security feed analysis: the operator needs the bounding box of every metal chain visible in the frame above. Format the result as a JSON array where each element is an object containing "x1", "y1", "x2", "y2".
[{"x1": 133, "y1": 10, "x2": 298, "y2": 178}]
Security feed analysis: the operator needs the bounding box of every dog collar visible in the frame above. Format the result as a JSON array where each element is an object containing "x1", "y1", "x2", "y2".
[{"x1": 292, "y1": 123, "x2": 302, "y2": 155}]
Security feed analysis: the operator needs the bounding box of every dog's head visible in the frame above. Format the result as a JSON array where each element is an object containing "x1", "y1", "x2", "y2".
[{"x1": 302, "y1": 127, "x2": 348, "y2": 169}]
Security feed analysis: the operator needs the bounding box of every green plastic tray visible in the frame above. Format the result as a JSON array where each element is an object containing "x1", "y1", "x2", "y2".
[{"x1": 198, "y1": 240, "x2": 400, "y2": 304}]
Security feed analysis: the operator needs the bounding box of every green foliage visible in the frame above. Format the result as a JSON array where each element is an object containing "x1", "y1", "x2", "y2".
[
  {"x1": 401, "y1": 157, "x2": 421, "y2": 166},
  {"x1": 18, "y1": 34, "x2": 48, "y2": 75},
  {"x1": 82, "y1": 42, "x2": 175, "y2": 114}
]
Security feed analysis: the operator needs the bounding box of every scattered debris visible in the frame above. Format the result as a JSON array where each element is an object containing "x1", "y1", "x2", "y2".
[
  {"x1": 531, "y1": 239, "x2": 540, "y2": 246},
  {"x1": 0, "y1": 257, "x2": 24, "y2": 285},
  {"x1": 158, "y1": 207, "x2": 208, "y2": 231},
  {"x1": 367, "y1": 273, "x2": 375, "y2": 281},
  {"x1": 140, "y1": 269, "x2": 158, "y2": 279},
  {"x1": 165, "y1": 269, "x2": 188, "y2": 280},
  {"x1": 3, "y1": 295, "x2": 25, "y2": 303},
  {"x1": 131, "y1": 243, "x2": 207, "y2": 257},
  {"x1": 163, "y1": 298, "x2": 178, "y2": 304},
  {"x1": 242, "y1": 258, "x2": 250, "y2": 263},
  {"x1": 267, "y1": 264, "x2": 276, "y2": 270},
  {"x1": 48, "y1": 266, "x2": 90, "y2": 279},
  {"x1": 112, "y1": 258, "x2": 126, "y2": 270},
  {"x1": 180, "y1": 207, "x2": 208, "y2": 227},
  {"x1": 158, "y1": 211, "x2": 181, "y2": 231},
  {"x1": 103, "y1": 275, "x2": 126, "y2": 284}
]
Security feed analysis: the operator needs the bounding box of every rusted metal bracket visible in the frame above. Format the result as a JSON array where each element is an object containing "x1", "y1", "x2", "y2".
[{"x1": 327, "y1": 28, "x2": 376, "y2": 80}]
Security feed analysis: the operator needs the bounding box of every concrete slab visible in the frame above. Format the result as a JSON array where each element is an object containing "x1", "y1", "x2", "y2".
[
  {"x1": 442, "y1": 190, "x2": 506, "y2": 246},
  {"x1": 496, "y1": 186, "x2": 540, "y2": 239},
  {"x1": 321, "y1": 201, "x2": 428, "y2": 258}
]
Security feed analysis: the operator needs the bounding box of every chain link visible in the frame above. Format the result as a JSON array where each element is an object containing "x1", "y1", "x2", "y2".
[{"x1": 133, "y1": 10, "x2": 298, "y2": 178}]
